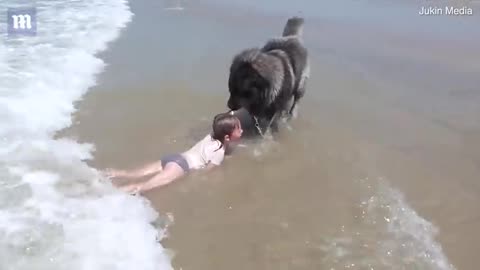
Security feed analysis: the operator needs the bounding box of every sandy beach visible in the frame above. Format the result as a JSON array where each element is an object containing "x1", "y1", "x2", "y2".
[{"x1": 60, "y1": 0, "x2": 480, "y2": 269}]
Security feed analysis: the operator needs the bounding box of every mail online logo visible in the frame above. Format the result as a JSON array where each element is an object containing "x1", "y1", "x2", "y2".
[{"x1": 7, "y1": 7, "x2": 37, "y2": 36}]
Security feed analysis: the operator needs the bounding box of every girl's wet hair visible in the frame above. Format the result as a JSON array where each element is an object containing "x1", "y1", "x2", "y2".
[{"x1": 211, "y1": 112, "x2": 240, "y2": 149}]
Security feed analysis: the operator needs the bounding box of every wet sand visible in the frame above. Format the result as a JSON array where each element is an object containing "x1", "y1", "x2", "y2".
[{"x1": 62, "y1": 0, "x2": 480, "y2": 269}]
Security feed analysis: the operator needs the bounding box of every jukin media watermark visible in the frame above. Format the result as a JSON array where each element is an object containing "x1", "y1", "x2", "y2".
[
  {"x1": 7, "y1": 7, "x2": 37, "y2": 36},
  {"x1": 418, "y1": 5, "x2": 474, "y2": 16}
]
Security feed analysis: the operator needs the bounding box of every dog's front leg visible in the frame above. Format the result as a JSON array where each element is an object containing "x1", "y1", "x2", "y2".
[
  {"x1": 284, "y1": 97, "x2": 295, "y2": 119},
  {"x1": 270, "y1": 120, "x2": 280, "y2": 134},
  {"x1": 289, "y1": 78, "x2": 308, "y2": 120}
]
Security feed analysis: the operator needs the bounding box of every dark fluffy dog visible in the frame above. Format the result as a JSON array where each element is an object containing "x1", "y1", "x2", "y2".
[{"x1": 227, "y1": 16, "x2": 309, "y2": 136}]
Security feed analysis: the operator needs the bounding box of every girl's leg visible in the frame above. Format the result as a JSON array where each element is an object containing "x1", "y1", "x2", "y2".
[
  {"x1": 105, "y1": 160, "x2": 164, "y2": 180},
  {"x1": 120, "y1": 162, "x2": 186, "y2": 194}
]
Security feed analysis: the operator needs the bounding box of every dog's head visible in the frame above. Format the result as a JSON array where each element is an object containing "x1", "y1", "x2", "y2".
[
  {"x1": 227, "y1": 49, "x2": 280, "y2": 116},
  {"x1": 227, "y1": 63, "x2": 269, "y2": 115}
]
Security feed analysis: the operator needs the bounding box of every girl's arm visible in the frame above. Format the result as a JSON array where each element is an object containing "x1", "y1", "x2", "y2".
[
  {"x1": 106, "y1": 160, "x2": 163, "y2": 179},
  {"x1": 204, "y1": 162, "x2": 219, "y2": 171}
]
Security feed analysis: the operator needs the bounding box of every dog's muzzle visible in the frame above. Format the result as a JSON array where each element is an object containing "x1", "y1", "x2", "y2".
[{"x1": 227, "y1": 98, "x2": 241, "y2": 111}]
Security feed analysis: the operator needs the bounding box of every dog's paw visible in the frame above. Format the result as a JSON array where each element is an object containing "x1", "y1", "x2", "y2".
[{"x1": 290, "y1": 106, "x2": 299, "y2": 120}]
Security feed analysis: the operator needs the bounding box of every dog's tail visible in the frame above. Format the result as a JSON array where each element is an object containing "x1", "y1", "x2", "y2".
[{"x1": 282, "y1": 17, "x2": 304, "y2": 37}]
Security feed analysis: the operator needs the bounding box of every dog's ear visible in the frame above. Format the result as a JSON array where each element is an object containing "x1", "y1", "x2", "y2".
[
  {"x1": 230, "y1": 48, "x2": 261, "y2": 73},
  {"x1": 249, "y1": 54, "x2": 284, "y2": 106}
]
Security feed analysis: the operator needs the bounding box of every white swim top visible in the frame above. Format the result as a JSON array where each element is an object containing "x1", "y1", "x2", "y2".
[{"x1": 182, "y1": 134, "x2": 225, "y2": 170}]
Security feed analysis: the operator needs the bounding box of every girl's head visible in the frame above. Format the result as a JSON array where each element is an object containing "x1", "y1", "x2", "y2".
[{"x1": 211, "y1": 112, "x2": 243, "y2": 145}]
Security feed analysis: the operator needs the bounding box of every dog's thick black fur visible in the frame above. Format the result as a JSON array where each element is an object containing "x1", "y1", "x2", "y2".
[{"x1": 227, "y1": 16, "x2": 309, "y2": 136}]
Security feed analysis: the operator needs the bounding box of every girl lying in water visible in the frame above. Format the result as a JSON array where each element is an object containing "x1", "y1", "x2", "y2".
[{"x1": 105, "y1": 112, "x2": 243, "y2": 194}]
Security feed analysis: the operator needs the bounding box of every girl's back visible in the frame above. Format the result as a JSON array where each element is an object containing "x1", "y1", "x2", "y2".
[{"x1": 182, "y1": 134, "x2": 224, "y2": 170}]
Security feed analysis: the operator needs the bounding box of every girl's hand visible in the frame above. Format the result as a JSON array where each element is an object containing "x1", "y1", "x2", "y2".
[
  {"x1": 120, "y1": 183, "x2": 142, "y2": 196},
  {"x1": 103, "y1": 168, "x2": 126, "y2": 179}
]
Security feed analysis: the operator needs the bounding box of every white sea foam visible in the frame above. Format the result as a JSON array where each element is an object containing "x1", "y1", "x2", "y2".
[
  {"x1": 321, "y1": 179, "x2": 455, "y2": 270},
  {"x1": 0, "y1": 0, "x2": 173, "y2": 269}
]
